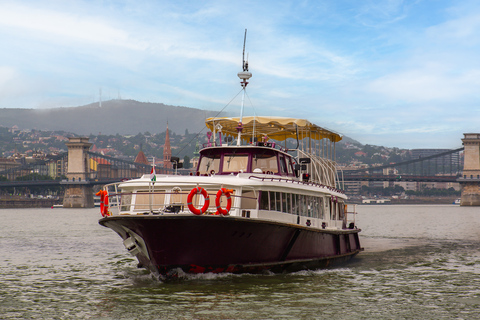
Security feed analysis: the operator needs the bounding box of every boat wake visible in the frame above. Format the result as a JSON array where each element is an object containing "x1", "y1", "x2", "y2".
[{"x1": 122, "y1": 265, "x2": 356, "y2": 285}]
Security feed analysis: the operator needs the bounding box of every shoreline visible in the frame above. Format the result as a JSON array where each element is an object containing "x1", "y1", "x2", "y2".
[
  {"x1": 349, "y1": 196, "x2": 458, "y2": 205},
  {"x1": 0, "y1": 197, "x2": 63, "y2": 208}
]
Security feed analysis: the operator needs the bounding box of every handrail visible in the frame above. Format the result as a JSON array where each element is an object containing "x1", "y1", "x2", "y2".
[
  {"x1": 247, "y1": 175, "x2": 345, "y2": 194},
  {"x1": 295, "y1": 149, "x2": 341, "y2": 188},
  {"x1": 103, "y1": 182, "x2": 243, "y2": 216}
]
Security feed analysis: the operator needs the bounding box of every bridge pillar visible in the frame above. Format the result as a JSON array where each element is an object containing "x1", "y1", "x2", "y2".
[
  {"x1": 458, "y1": 133, "x2": 480, "y2": 206},
  {"x1": 62, "y1": 137, "x2": 94, "y2": 208}
]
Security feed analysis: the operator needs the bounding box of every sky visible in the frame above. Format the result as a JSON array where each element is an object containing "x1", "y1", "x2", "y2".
[{"x1": 0, "y1": 0, "x2": 479, "y2": 149}]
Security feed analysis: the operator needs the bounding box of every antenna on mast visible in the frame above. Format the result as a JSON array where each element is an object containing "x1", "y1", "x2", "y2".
[
  {"x1": 236, "y1": 29, "x2": 253, "y2": 145},
  {"x1": 242, "y1": 29, "x2": 249, "y2": 72},
  {"x1": 238, "y1": 29, "x2": 252, "y2": 88}
]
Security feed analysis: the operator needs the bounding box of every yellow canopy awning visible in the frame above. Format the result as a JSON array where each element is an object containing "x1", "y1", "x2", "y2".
[{"x1": 205, "y1": 116, "x2": 342, "y2": 143}]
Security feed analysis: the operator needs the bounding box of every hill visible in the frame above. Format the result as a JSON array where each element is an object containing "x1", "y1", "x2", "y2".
[
  {"x1": 0, "y1": 99, "x2": 364, "y2": 147},
  {"x1": 0, "y1": 100, "x2": 224, "y2": 135}
]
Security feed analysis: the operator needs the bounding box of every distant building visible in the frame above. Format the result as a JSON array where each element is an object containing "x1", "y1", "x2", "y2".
[
  {"x1": 134, "y1": 150, "x2": 149, "y2": 166},
  {"x1": 9, "y1": 125, "x2": 18, "y2": 134},
  {"x1": 0, "y1": 157, "x2": 21, "y2": 177},
  {"x1": 163, "y1": 123, "x2": 172, "y2": 170}
]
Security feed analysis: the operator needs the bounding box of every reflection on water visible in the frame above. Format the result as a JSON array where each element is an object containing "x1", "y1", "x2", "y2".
[{"x1": 1, "y1": 206, "x2": 479, "y2": 319}]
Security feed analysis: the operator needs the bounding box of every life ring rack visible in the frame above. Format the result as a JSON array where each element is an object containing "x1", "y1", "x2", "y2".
[
  {"x1": 215, "y1": 188, "x2": 233, "y2": 215},
  {"x1": 187, "y1": 187, "x2": 210, "y2": 215}
]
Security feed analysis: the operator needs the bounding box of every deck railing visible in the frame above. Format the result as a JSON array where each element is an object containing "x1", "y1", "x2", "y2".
[
  {"x1": 102, "y1": 182, "x2": 241, "y2": 216},
  {"x1": 296, "y1": 149, "x2": 341, "y2": 188}
]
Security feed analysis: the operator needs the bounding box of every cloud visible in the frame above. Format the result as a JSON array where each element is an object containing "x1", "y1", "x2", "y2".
[
  {"x1": 366, "y1": 68, "x2": 480, "y2": 102},
  {"x1": 426, "y1": 11, "x2": 480, "y2": 45},
  {"x1": 0, "y1": 66, "x2": 17, "y2": 88},
  {"x1": 0, "y1": 3, "x2": 147, "y2": 50},
  {"x1": 0, "y1": 0, "x2": 479, "y2": 149}
]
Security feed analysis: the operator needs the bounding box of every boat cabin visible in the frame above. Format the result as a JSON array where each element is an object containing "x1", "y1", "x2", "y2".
[
  {"x1": 102, "y1": 116, "x2": 351, "y2": 229},
  {"x1": 196, "y1": 145, "x2": 296, "y2": 177}
]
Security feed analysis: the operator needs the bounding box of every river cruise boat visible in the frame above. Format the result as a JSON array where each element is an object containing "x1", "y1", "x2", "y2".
[
  {"x1": 98, "y1": 114, "x2": 363, "y2": 278},
  {"x1": 98, "y1": 37, "x2": 362, "y2": 278}
]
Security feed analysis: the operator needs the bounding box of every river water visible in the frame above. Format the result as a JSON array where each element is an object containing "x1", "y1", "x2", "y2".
[{"x1": 1, "y1": 205, "x2": 479, "y2": 319}]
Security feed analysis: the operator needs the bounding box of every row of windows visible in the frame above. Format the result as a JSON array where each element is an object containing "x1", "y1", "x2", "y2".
[
  {"x1": 198, "y1": 151, "x2": 295, "y2": 175},
  {"x1": 119, "y1": 188, "x2": 344, "y2": 221},
  {"x1": 464, "y1": 174, "x2": 480, "y2": 179},
  {"x1": 259, "y1": 191, "x2": 344, "y2": 220}
]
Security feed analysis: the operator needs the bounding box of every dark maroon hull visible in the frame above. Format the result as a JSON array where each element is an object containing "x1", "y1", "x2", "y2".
[{"x1": 99, "y1": 215, "x2": 362, "y2": 277}]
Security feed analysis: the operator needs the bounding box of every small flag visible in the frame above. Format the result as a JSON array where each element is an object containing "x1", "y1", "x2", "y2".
[
  {"x1": 150, "y1": 157, "x2": 156, "y2": 182},
  {"x1": 150, "y1": 166, "x2": 156, "y2": 182}
]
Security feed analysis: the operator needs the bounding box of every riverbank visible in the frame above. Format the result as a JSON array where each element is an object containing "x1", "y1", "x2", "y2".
[
  {"x1": 0, "y1": 196, "x2": 62, "y2": 208},
  {"x1": 349, "y1": 196, "x2": 458, "y2": 205},
  {"x1": 390, "y1": 196, "x2": 458, "y2": 205}
]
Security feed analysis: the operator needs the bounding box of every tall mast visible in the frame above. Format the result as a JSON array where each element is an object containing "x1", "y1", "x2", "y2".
[{"x1": 236, "y1": 29, "x2": 252, "y2": 145}]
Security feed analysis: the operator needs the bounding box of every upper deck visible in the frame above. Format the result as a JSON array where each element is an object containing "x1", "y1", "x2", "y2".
[{"x1": 200, "y1": 116, "x2": 344, "y2": 188}]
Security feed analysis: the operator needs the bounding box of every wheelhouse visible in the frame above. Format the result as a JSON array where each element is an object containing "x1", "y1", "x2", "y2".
[{"x1": 196, "y1": 145, "x2": 296, "y2": 176}]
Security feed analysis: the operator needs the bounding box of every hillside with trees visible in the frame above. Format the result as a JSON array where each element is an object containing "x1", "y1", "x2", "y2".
[{"x1": 0, "y1": 99, "x2": 226, "y2": 136}]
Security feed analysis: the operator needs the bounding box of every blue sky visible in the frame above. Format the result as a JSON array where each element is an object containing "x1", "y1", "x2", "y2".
[{"x1": 1, "y1": 0, "x2": 479, "y2": 149}]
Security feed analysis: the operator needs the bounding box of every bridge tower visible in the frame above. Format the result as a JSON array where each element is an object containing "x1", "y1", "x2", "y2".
[
  {"x1": 62, "y1": 137, "x2": 94, "y2": 208},
  {"x1": 458, "y1": 133, "x2": 480, "y2": 206}
]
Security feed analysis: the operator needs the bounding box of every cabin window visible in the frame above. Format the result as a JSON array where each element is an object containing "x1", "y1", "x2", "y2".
[
  {"x1": 252, "y1": 154, "x2": 278, "y2": 173},
  {"x1": 297, "y1": 194, "x2": 302, "y2": 216},
  {"x1": 120, "y1": 193, "x2": 132, "y2": 211},
  {"x1": 311, "y1": 197, "x2": 319, "y2": 219},
  {"x1": 259, "y1": 191, "x2": 331, "y2": 219},
  {"x1": 306, "y1": 196, "x2": 313, "y2": 217},
  {"x1": 279, "y1": 156, "x2": 288, "y2": 174},
  {"x1": 259, "y1": 191, "x2": 269, "y2": 210},
  {"x1": 281, "y1": 193, "x2": 288, "y2": 213},
  {"x1": 198, "y1": 154, "x2": 221, "y2": 175},
  {"x1": 298, "y1": 195, "x2": 305, "y2": 216},
  {"x1": 286, "y1": 158, "x2": 294, "y2": 176},
  {"x1": 275, "y1": 192, "x2": 281, "y2": 212},
  {"x1": 269, "y1": 191, "x2": 276, "y2": 211},
  {"x1": 223, "y1": 154, "x2": 249, "y2": 173},
  {"x1": 318, "y1": 197, "x2": 324, "y2": 219},
  {"x1": 292, "y1": 194, "x2": 299, "y2": 215},
  {"x1": 241, "y1": 190, "x2": 257, "y2": 209},
  {"x1": 304, "y1": 195, "x2": 309, "y2": 216},
  {"x1": 285, "y1": 193, "x2": 292, "y2": 213}
]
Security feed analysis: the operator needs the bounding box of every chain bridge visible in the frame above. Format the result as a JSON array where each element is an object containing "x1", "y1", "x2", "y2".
[
  {"x1": 1, "y1": 134, "x2": 479, "y2": 206},
  {"x1": 342, "y1": 147, "x2": 464, "y2": 183},
  {"x1": 0, "y1": 151, "x2": 157, "y2": 188},
  {"x1": 0, "y1": 137, "x2": 175, "y2": 207}
]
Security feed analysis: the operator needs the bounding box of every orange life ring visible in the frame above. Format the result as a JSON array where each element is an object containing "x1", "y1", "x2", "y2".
[
  {"x1": 103, "y1": 192, "x2": 109, "y2": 217},
  {"x1": 96, "y1": 190, "x2": 105, "y2": 216},
  {"x1": 187, "y1": 187, "x2": 210, "y2": 215},
  {"x1": 215, "y1": 188, "x2": 232, "y2": 215}
]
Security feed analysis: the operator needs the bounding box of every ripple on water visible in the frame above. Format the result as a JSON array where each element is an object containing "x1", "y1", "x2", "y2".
[{"x1": 1, "y1": 206, "x2": 480, "y2": 319}]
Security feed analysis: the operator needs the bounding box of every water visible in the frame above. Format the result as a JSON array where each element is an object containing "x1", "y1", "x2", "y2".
[{"x1": 1, "y1": 205, "x2": 479, "y2": 319}]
